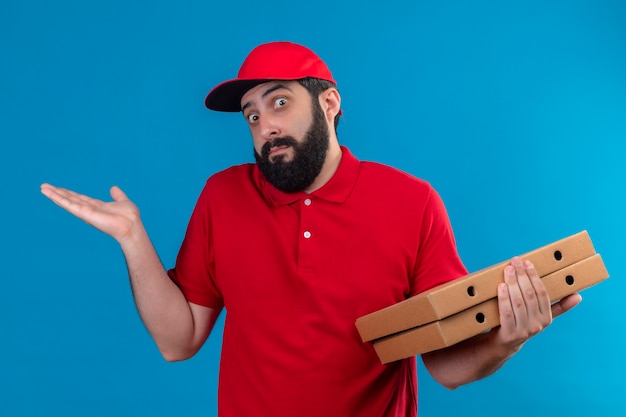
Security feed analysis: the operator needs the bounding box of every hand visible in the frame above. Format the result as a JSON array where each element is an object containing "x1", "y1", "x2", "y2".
[
  {"x1": 493, "y1": 257, "x2": 581, "y2": 351},
  {"x1": 40, "y1": 183, "x2": 141, "y2": 243}
]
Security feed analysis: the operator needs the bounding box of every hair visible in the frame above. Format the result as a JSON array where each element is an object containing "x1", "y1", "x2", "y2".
[{"x1": 296, "y1": 77, "x2": 340, "y2": 132}]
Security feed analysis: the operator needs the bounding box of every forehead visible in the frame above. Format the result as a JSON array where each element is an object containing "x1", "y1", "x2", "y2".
[{"x1": 240, "y1": 80, "x2": 306, "y2": 109}]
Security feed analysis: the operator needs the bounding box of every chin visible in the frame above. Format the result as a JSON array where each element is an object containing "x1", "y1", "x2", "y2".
[{"x1": 271, "y1": 152, "x2": 294, "y2": 164}]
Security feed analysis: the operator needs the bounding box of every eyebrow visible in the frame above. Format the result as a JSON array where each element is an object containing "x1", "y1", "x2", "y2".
[{"x1": 241, "y1": 83, "x2": 294, "y2": 112}]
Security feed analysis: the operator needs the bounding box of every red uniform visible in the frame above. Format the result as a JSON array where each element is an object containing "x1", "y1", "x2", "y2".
[{"x1": 168, "y1": 146, "x2": 467, "y2": 416}]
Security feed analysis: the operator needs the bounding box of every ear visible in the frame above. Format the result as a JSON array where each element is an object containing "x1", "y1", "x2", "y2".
[{"x1": 319, "y1": 88, "x2": 341, "y2": 123}]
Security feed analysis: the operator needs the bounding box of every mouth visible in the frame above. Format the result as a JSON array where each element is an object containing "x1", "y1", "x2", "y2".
[{"x1": 269, "y1": 145, "x2": 290, "y2": 158}]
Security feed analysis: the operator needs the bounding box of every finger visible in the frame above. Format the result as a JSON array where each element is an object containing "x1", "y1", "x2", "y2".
[
  {"x1": 52, "y1": 186, "x2": 91, "y2": 201},
  {"x1": 40, "y1": 183, "x2": 55, "y2": 193},
  {"x1": 41, "y1": 185, "x2": 103, "y2": 222},
  {"x1": 110, "y1": 185, "x2": 129, "y2": 202},
  {"x1": 525, "y1": 259, "x2": 551, "y2": 318},
  {"x1": 497, "y1": 280, "x2": 516, "y2": 330},
  {"x1": 41, "y1": 184, "x2": 77, "y2": 208},
  {"x1": 551, "y1": 293, "x2": 582, "y2": 318},
  {"x1": 521, "y1": 259, "x2": 553, "y2": 334},
  {"x1": 40, "y1": 183, "x2": 61, "y2": 199},
  {"x1": 513, "y1": 258, "x2": 540, "y2": 318},
  {"x1": 42, "y1": 184, "x2": 102, "y2": 207},
  {"x1": 505, "y1": 259, "x2": 527, "y2": 327}
]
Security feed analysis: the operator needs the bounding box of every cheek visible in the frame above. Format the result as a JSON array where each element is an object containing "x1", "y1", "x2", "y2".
[
  {"x1": 253, "y1": 142, "x2": 264, "y2": 156},
  {"x1": 295, "y1": 121, "x2": 310, "y2": 138},
  {"x1": 250, "y1": 132, "x2": 265, "y2": 154},
  {"x1": 287, "y1": 115, "x2": 311, "y2": 141}
]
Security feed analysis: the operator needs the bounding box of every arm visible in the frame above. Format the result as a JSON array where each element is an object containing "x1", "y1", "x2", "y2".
[
  {"x1": 40, "y1": 183, "x2": 221, "y2": 361},
  {"x1": 421, "y1": 257, "x2": 582, "y2": 390}
]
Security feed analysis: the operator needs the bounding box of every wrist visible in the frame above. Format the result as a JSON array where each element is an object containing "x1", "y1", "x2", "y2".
[
  {"x1": 116, "y1": 217, "x2": 148, "y2": 251},
  {"x1": 486, "y1": 327, "x2": 524, "y2": 361}
]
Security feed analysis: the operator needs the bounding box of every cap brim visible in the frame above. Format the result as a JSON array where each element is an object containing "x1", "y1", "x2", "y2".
[{"x1": 205, "y1": 79, "x2": 274, "y2": 112}]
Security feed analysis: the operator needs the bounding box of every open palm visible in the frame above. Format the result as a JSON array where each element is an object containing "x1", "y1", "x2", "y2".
[{"x1": 41, "y1": 183, "x2": 140, "y2": 242}]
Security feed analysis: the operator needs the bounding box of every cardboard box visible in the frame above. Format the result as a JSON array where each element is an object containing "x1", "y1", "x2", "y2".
[
  {"x1": 372, "y1": 254, "x2": 609, "y2": 364},
  {"x1": 356, "y1": 231, "x2": 595, "y2": 343}
]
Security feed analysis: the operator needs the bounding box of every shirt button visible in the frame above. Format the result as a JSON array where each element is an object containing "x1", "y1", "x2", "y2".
[
  {"x1": 304, "y1": 198, "x2": 312, "y2": 206},
  {"x1": 303, "y1": 231, "x2": 312, "y2": 239}
]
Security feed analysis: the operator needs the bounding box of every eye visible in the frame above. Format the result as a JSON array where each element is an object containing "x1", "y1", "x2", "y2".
[
  {"x1": 274, "y1": 97, "x2": 287, "y2": 108},
  {"x1": 246, "y1": 113, "x2": 259, "y2": 124}
]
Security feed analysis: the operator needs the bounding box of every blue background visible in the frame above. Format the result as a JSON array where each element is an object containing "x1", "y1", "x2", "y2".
[{"x1": 2, "y1": 0, "x2": 625, "y2": 415}]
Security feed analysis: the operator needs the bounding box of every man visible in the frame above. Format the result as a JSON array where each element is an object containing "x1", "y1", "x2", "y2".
[{"x1": 41, "y1": 41, "x2": 581, "y2": 416}]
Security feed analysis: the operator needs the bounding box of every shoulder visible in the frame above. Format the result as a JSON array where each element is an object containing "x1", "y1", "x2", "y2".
[
  {"x1": 196, "y1": 163, "x2": 258, "y2": 205},
  {"x1": 204, "y1": 163, "x2": 256, "y2": 189},
  {"x1": 208, "y1": 163, "x2": 255, "y2": 182},
  {"x1": 358, "y1": 160, "x2": 435, "y2": 197}
]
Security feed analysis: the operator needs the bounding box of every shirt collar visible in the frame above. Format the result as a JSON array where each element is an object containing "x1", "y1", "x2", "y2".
[{"x1": 255, "y1": 146, "x2": 359, "y2": 206}]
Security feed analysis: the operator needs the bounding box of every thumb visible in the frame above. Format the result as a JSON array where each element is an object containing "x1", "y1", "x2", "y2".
[
  {"x1": 551, "y1": 293, "x2": 582, "y2": 319},
  {"x1": 110, "y1": 185, "x2": 129, "y2": 202}
]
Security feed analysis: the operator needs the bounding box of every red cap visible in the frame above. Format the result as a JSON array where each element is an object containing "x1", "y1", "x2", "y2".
[{"x1": 204, "y1": 41, "x2": 336, "y2": 112}]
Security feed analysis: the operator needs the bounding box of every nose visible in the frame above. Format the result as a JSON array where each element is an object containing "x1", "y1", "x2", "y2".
[{"x1": 259, "y1": 114, "x2": 281, "y2": 141}]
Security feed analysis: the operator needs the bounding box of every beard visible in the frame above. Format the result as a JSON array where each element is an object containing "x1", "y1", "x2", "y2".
[{"x1": 254, "y1": 99, "x2": 330, "y2": 193}]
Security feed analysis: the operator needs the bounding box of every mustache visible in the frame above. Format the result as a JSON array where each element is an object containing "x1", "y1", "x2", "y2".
[{"x1": 261, "y1": 136, "x2": 299, "y2": 159}]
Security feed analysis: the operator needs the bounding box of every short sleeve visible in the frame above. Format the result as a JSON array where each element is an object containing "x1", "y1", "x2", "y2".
[
  {"x1": 167, "y1": 181, "x2": 224, "y2": 309},
  {"x1": 411, "y1": 186, "x2": 468, "y2": 296}
]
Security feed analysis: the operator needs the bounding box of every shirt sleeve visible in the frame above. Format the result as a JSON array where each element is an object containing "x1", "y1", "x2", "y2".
[
  {"x1": 167, "y1": 181, "x2": 224, "y2": 309},
  {"x1": 411, "y1": 186, "x2": 468, "y2": 296}
]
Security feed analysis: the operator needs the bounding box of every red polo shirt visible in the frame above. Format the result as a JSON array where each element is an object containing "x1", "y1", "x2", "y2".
[{"x1": 168, "y1": 146, "x2": 467, "y2": 417}]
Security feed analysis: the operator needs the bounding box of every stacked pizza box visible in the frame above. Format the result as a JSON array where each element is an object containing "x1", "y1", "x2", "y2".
[{"x1": 355, "y1": 231, "x2": 609, "y2": 364}]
